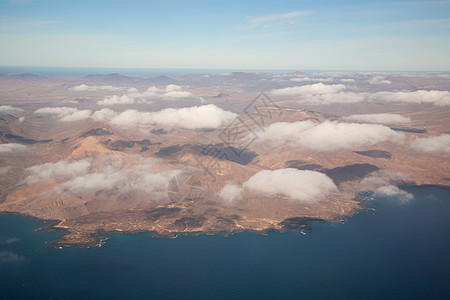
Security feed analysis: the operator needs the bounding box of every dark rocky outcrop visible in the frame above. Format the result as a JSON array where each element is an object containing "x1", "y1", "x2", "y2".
[
  {"x1": 81, "y1": 128, "x2": 113, "y2": 138},
  {"x1": 279, "y1": 217, "x2": 324, "y2": 231}
]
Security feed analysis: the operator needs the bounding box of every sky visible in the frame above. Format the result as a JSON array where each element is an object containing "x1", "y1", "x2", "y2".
[{"x1": 0, "y1": 0, "x2": 449, "y2": 70}]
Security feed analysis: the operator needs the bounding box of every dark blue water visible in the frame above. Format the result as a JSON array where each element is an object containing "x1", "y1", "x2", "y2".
[{"x1": 1, "y1": 186, "x2": 449, "y2": 300}]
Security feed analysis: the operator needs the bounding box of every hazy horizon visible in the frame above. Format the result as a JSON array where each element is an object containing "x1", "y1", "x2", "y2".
[{"x1": 1, "y1": 65, "x2": 450, "y2": 78}]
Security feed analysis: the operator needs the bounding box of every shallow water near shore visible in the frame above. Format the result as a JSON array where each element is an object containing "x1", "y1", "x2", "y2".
[{"x1": 1, "y1": 186, "x2": 449, "y2": 299}]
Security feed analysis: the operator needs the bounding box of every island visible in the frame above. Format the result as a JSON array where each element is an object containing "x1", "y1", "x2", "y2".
[{"x1": 0, "y1": 71, "x2": 449, "y2": 246}]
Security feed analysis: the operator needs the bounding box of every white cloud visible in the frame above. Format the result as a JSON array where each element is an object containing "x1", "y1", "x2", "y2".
[
  {"x1": 410, "y1": 134, "x2": 450, "y2": 154},
  {"x1": 97, "y1": 85, "x2": 202, "y2": 106},
  {"x1": 360, "y1": 170, "x2": 411, "y2": 188},
  {"x1": 251, "y1": 120, "x2": 404, "y2": 151},
  {"x1": 18, "y1": 116, "x2": 25, "y2": 123},
  {"x1": 0, "y1": 143, "x2": 28, "y2": 153},
  {"x1": 249, "y1": 11, "x2": 309, "y2": 28},
  {"x1": 252, "y1": 120, "x2": 316, "y2": 146},
  {"x1": 25, "y1": 159, "x2": 92, "y2": 184},
  {"x1": 60, "y1": 171, "x2": 126, "y2": 194},
  {"x1": 0, "y1": 105, "x2": 24, "y2": 114},
  {"x1": 243, "y1": 168, "x2": 337, "y2": 203},
  {"x1": 374, "y1": 185, "x2": 413, "y2": 202},
  {"x1": 25, "y1": 155, "x2": 180, "y2": 202},
  {"x1": 340, "y1": 78, "x2": 355, "y2": 83},
  {"x1": 368, "y1": 76, "x2": 391, "y2": 85},
  {"x1": 70, "y1": 84, "x2": 122, "y2": 92},
  {"x1": 360, "y1": 170, "x2": 413, "y2": 202},
  {"x1": 271, "y1": 83, "x2": 347, "y2": 96},
  {"x1": 34, "y1": 107, "x2": 93, "y2": 122},
  {"x1": 91, "y1": 108, "x2": 118, "y2": 122},
  {"x1": 110, "y1": 104, "x2": 237, "y2": 130},
  {"x1": 343, "y1": 113, "x2": 411, "y2": 125},
  {"x1": 33, "y1": 104, "x2": 237, "y2": 129},
  {"x1": 269, "y1": 83, "x2": 450, "y2": 106},
  {"x1": 218, "y1": 182, "x2": 243, "y2": 204},
  {"x1": 98, "y1": 94, "x2": 135, "y2": 105},
  {"x1": 270, "y1": 83, "x2": 365, "y2": 104},
  {"x1": 370, "y1": 90, "x2": 450, "y2": 106}
]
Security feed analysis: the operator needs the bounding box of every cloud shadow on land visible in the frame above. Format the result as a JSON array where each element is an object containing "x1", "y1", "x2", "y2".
[
  {"x1": 354, "y1": 150, "x2": 392, "y2": 159},
  {"x1": 156, "y1": 144, "x2": 258, "y2": 165},
  {"x1": 285, "y1": 161, "x2": 379, "y2": 185}
]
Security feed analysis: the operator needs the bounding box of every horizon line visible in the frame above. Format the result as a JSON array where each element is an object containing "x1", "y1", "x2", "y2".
[{"x1": 1, "y1": 65, "x2": 449, "y2": 74}]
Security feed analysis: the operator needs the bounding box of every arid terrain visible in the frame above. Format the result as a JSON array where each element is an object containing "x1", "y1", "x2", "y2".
[{"x1": 0, "y1": 71, "x2": 449, "y2": 246}]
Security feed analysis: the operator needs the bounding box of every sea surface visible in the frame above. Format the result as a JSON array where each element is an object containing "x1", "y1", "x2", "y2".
[{"x1": 1, "y1": 186, "x2": 449, "y2": 300}]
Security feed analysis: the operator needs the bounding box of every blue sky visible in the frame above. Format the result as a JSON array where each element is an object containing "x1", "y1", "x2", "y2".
[{"x1": 0, "y1": 0, "x2": 449, "y2": 70}]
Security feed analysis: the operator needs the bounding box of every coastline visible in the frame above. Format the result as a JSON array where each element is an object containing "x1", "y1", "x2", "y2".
[{"x1": 2, "y1": 185, "x2": 449, "y2": 248}]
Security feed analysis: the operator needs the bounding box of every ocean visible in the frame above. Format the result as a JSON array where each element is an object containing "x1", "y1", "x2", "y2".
[{"x1": 1, "y1": 186, "x2": 449, "y2": 300}]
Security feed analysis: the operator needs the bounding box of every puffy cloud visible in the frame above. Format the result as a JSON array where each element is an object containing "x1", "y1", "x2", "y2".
[
  {"x1": 35, "y1": 106, "x2": 118, "y2": 123},
  {"x1": 34, "y1": 107, "x2": 93, "y2": 122},
  {"x1": 410, "y1": 134, "x2": 450, "y2": 154},
  {"x1": 18, "y1": 116, "x2": 25, "y2": 123},
  {"x1": 61, "y1": 169, "x2": 171, "y2": 197},
  {"x1": 343, "y1": 113, "x2": 410, "y2": 125},
  {"x1": 360, "y1": 170, "x2": 411, "y2": 188},
  {"x1": 252, "y1": 120, "x2": 404, "y2": 151},
  {"x1": 270, "y1": 83, "x2": 365, "y2": 104},
  {"x1": 110, "y1": 104, "x2": 237, "y2": 130},
  {"x1": 98, "y1": 85, "x2": 202, "y2": 105},
  {"x1": 165, "y1": 84, "x2": 183, "y2": 92},
  {"x1": 360, "y1": 170, "x2": 413, "y2": 202},
  {"x1": 370, "y1": 90, "x2": 450, "y2": 106},
  {"x1": 33, "y1": 104, "x2": 236, "y2": 130},
  {"x1": 70, "y1": 84, "x2": 122, "y2": 92},
  {"x1": 340, "y1": 78, "x2": 355, "y2": 83},
  {"x1": 25, "y1": 159, "x2": 92, "y2": 184},
  {"x1": 60, "y1": 171, "x2": 127, "y2": 194},
  {"x1": 98, "y1": 95, "x2": 135, "y2": 105},
  {"x1": 252, "y1": 120, "x2": 315, "y2": 145},
  {"x1": 269, "y1": 83, "x2": 450, "y2": 106},
  {"x1": 368, "y1": 76, "x2": 391, "y2": 85},
  {"x1": 0, "y1": 143, "x2": 28, "y2": 153},
  {"x1": 271, "y1": 83, "x2": 346, "y2": 96},
  {"x1": 374, "y1": 185, "x2": 413, "y2": 202},
  {"x1": 0, "y1": 105, "x2": 24, "y2": 114},
  {"x1": 218, "y1": 182, "x2": 243, "y2": 204},
  {"x1": 64, "y1": 159, "x2": 177, "y2": 201},
  {"x1": 244, "y1": 168, "x2": 337, "y2": 203},
  {"x1": 25, "y1": 155, "x2": 180, "y2": 202},
  {"x1": 91, "y1": 108, "x2": 118, "y2": 122}
]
